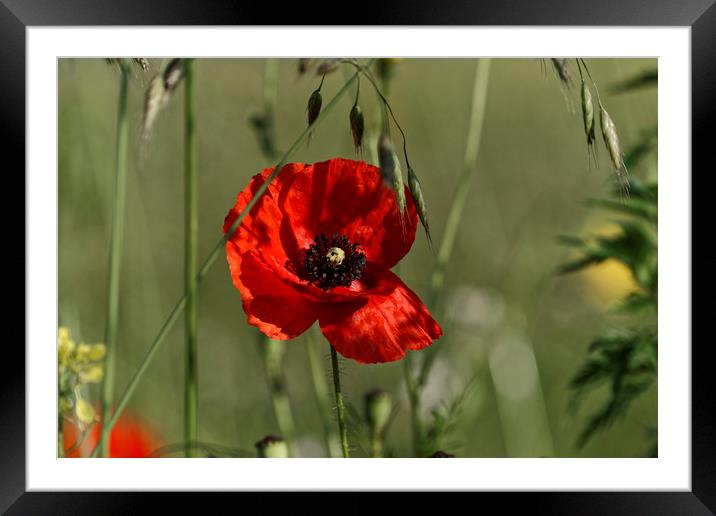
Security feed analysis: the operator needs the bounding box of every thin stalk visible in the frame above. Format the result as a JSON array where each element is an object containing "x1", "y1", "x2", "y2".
[
  {"x1": 90, "y1": 60, "x2": 374, "y2": 457},
  {"x1": 183, "y1": 58, "x2": 199, "y2": 458},
  {"x1": 329, "y1": 345, "x2": 350, "y2": 458},
  {"x1": 57, "y1": 415, "x2": 64, "y2": 458},
  {"x1": 369, "y1": 429, "x2": 383, "y2": 458},
  {"x1": 405, "y1": 59, "x2": 492, "y2": 456},
  {"x1": 260, "y1": 337, "x2": 297, "y2": 457},
  {"x1": 306, "y1": 330, "x2": 341, "y2": 458},
  {"x1": 99, "y1": 59, "x2": 130, "y2": 457}
]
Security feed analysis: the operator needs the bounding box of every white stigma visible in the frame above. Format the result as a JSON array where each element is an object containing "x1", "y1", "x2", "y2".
[{"x1": 326, "y1": 247, "x2": 346, "y2": 267}]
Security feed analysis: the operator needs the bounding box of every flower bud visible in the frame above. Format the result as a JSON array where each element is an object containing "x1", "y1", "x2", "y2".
[
  {"x1": 364, "y1": 389, "x2": 392, "y2": 436},
  {"x1": 349, "y1": 104, "x2": 365, "y2": 153},
  {"x1": 79, "y1": 365, "x2": 104, "y2": 384},
  {"x1": 307, "y1": 88, "x2": 323, "y2": 128},
  {"x1": 75, "y1": 398, "x2": 95, "y2": 424},
  {"x1": 255, "y1": 435, "x2": 289, "y2": 458},
  {"x1": 88, "y1": 343, "x2": 107, "y2": 362}
]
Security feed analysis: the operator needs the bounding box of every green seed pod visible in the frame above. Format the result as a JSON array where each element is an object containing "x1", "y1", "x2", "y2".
[
  {"x1": 255, "y1": 435, "x2": 288, "y2": 458},
  {"x1": 307, "y1": 88, "x2": 323, "y2": 127},
  {"x1": 377, "y1": 134, "x2": 406, "y2": 216},
  {"x1": 408, "y1": 166, "x2": 432, "y2": 247},
  {"x1": 581, "y1": 79, "x2": 596, "y2": 149},
  {"x1": 349, "y1": 104, "x2": 365, "y2": 153},
  {"x1": 599, "y1": 103, "x2": 630, "y2": 193},
  {"x1": 364, "y1": 389, "x2": 392, "y2": 436}
]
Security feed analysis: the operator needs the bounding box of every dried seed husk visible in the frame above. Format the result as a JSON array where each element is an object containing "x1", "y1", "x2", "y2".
[
  {"x1": 141, "y1": 59, "x2": 186, "y2": 142},
  {"x1": 349, "y1": 104, "x2": 365, "y2": 153},
  {"x1": 316, "y1": 58, "x2": 340, "y2": 75},
  {"x1": 599, "y1": 103, "x2": 630, "y2": 194},
  {"x1": 408, "y1": 166, "x2": 433, "y2": 247},
  {"x1": 307, "y1": 88, "x2": 323, "y2": 127},
  {"x1": 298, "y1": 58, "x2": 314, "y2": 76}
]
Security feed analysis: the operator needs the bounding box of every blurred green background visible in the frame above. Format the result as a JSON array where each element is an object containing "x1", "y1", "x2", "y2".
[{"x1": 58, "y1": 58, "x2": 657, "y2": 458}]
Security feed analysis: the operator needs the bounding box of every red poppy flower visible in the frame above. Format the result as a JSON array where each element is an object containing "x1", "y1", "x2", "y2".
[
  {"x1": 63, "y1": 413, "x2": 160, "y2": 458},
  {"x1": 223, "y1": 158, "x2": 442, "y2": 364}
]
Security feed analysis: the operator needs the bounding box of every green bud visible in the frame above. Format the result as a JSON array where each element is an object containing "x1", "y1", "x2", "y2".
[
  {"x1": 79, "y1": 365, "x2": 104, "y2": 383},
  {"x1": 255, "y1": 435, "x2": 288, "y2": 458},
  {"x1": 307, "y1": 88, "x2": 323, "y2": 127},
  {"x1": 349, "y1": 104, "x2": 365, "y2": 153},
  {"x1": 408, "y1": 166, "x2": 432, "y2": 246},
  {"x1": 75, "y1": 398, "x2": 95, "y2": 424},
  {"x1": 364, "y1": 389, "x2": 392, "y2": 435}
]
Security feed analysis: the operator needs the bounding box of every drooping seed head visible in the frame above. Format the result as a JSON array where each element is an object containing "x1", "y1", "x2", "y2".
[
  {"x1": 408, "y1": 166, "x2": 433, "y2": 247},
  {"x1": 349, "y1": 104, "x2": 365, "y2": 153},
  {"x1": 377, "y1": 134, "x2": 406, "y2": 217},
  {"x1": 162, "y1": 58, "x2": 185, "y2": 93},
  {"x1": 581, "y1": 79, "x2": 596, "y2": 147},
  {"x1": 599, "y1": 103, "x2": 630, "y2": 194}
]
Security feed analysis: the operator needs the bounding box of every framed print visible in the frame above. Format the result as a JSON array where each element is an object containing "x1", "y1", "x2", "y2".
[{"x1": 4, "y1": 0, "x2": 709, "y2": 512}]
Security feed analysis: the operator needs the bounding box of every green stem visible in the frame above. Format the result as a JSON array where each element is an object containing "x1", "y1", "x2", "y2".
[
  {"x1": 306, "y1": 330, "x2": 341, "y2": 458},
  {"x1": 99, "y1": 59, "x2": 130, "y2": 457},
  {"x1": 260, "y1": 337, "x2": 297, "y2": 457},
  {"x1": 369, "y1": 429, "x2": 383, "y2": 458},
  {"x1": 406, "y1": 58, "x2": 492, "y2": 455},
  {"x1": 184, "y1": 59, "x2": 199, "y2": 458},
  {"x1": 329, "y1": 345, "x2": 350, "y2": 458},
  {"x1": 90, "y1": 59, "x2": 374, "y2": 457}
]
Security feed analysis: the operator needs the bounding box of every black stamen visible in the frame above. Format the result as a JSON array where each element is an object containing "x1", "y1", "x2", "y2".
[{"x1": 300, "y1": 233, "x2": 366, "y2": 290}]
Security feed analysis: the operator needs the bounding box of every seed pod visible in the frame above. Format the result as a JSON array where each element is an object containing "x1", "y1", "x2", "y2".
[
  {"x1": 377, "y1": 134, "x2": 406, "y2": 218},
  {"x1": 408, "y1": 166, "x2": 433, "y2": 247},
  {"x1": 349, "y1": 104, "x2": 365, "y2": 153},
  {"x1": 307, "y1": 88, "x2": 323, "y2": 128},
  {"x1": 255, "y1": 435, "x2": 288, "y2": 458},
  {"x1": 364, "y1": 389, "x2": 392, "y2": 436},
  {"x1": 581, "y1": 79, "x2": 596, "y2": 152},
  {"x1": 163, "y1": 58, "x2": 185, "y2": 93},
  {"x1": 599, "y1": 103, "x2": 630, "y2": 194},
  {"x1": 141, "y1": 59, "x2": 186, "y2": 142},
  {"x1": 133, "y1": 58, "x2": 150, "y2": 71}
]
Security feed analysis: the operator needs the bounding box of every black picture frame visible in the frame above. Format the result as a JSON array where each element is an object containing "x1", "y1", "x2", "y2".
[{"x1": 4, "y1": 1, "x2": 707, "y2": 513}]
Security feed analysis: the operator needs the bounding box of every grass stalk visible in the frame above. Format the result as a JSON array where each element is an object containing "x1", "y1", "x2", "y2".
[
  {"x1": 329, "y1": 345, "x2": 350, "y2": 458},
  {"x1": 90, "y1": 60, "x2": 373, "y2": 457},
  {"x1": 99, "y1": 59, "x2": 130, "y2": 457},
  {"x1": 183, "y1": 58, "x2": 199, "y2": 458},
  {"x1": 406, "y1": 58, "x2": 492, "y2": 456},
  {"x1": 306, "y1": 330, "x2": 341, "y2": 458}
]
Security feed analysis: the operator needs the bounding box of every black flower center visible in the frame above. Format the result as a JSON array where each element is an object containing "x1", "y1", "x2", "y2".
[{"x1": 301, "y1": 233, "x2": 366, "y2": 290}]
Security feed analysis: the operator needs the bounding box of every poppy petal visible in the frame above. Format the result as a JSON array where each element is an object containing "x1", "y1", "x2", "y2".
[
  {"x1": 279, "y1": 158, "x2": 419, "y2": 271},
  {"x1": 317, "y1": 270, "x2": 442, "y2": 364},
  {"x1": 230, "y1": 248, "x2": 318, "y2": 339}
]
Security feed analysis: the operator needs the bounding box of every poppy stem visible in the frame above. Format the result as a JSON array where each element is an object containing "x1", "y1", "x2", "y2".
[
  {"x1": 88, "y1": 59, "x2": 375, "y2": 458},
  {"x1": 407, "y1": 58, "x2": 492, "y2": 455},
  {"x1": 307, "y1": 330, "x2": 341, "y2": 458},
  {"x1": 184, "y1": 58, "x2": 199, "y2": 458},
  {"x1": 329, "y1": 345, "x2": 350, "y2": 458},
  {"x1": 99, "y1": 59, "x2": 130, "y2": 457}
]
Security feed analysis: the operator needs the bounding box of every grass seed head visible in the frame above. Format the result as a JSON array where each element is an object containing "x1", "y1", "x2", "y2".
[
  {"x1": 581, "y1": 79, "x2": 596, "y2": 145},
  {"x1": 377, "y1": 133, "x2": 407, "y2": 222},
  {"x1": 408, "y1": 166, "x2": 433, "y2": 247},
  {"x1": 162, "y1": 58, "x2": 185, "y2": 92},
  {"x1": 551, "y1": 58, "x2": 571, "y2": 88},
  {"x1": 349, "y1": 104, "x2": 365, "y2": 153},
  {"x1": 599, "y1": 103, "x2": 630, "y2": 194}
]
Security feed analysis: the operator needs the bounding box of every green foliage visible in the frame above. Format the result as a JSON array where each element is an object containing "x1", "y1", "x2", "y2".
[
  {"x1": 560, "y1": 175, "x2": 658, "y2": 451},
  {"x1": 421, "y1": 381, "x2": 473, "y2": 457},
  {"x1": 609, "y1": 68, "x2": 658, "y2": 94}
]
